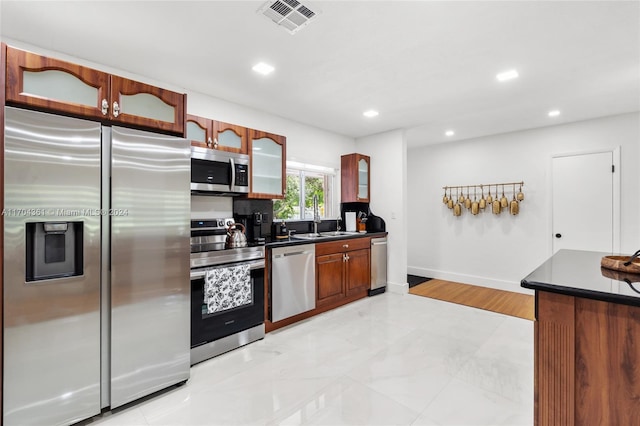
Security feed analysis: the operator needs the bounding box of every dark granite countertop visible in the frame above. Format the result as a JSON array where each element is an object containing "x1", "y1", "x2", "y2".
[
  {"x1": 521, "y1": 249, "x2": 640, "y2": 307},
  {"x1": 265, "y1": 231, "x2": 388, "y2": 249}
]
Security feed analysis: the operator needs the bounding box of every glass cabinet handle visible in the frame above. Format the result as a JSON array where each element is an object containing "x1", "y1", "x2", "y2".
[
  {"x1": 112, "y1": 101, "x2": 120, "y2": 117},
  {"x1": 207, "y1": 137, "x2": 213, "y2": 148},
  {"x1": 101, "y1": 99, "x2": 109, "y2": 115}
]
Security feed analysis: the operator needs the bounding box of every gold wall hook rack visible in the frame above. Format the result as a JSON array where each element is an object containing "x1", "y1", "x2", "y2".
[
  {"x1": 442, "y1": 181, "x2": 524, "y2": 191},
  {"x1": 442, "y1": 181, "x2": 525, "y2": 217}
]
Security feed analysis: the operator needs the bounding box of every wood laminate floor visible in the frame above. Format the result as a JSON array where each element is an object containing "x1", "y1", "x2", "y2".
[{"x1": 410, "y1": 279, "x2": 535, "y2": 321}]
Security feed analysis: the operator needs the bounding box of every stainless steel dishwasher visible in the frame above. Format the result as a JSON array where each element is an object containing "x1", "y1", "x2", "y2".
[
  {"x1": 369, "y1": 237, "x2": 388, "y2": 296},
  {"x1": 270, "y1": 244, "x2": 316, "y2": 322}
]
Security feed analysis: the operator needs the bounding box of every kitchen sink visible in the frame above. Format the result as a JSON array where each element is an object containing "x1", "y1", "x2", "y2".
[
  {"x1": 319, "y1": 231, "x2": 360, "y2": 237},
  {"x1": 291, "y1": 231, "x2": 360, "y2": 240},
  {"x1": 290, "y1": 233, "x2": 323, "y2": 240}
]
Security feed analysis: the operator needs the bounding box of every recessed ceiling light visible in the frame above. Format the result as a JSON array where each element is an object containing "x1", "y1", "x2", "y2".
[
  {"x1": 363, "y1": 110, "x2": 379, "y2": 118},
  {"x1": 548, "y1": 110, "x2": 561, "y2": 117},
  {"x1": 496, "y1": 69, "x2": 519, "y2": 82},
  {"x1": 445, "y1": 130, "x2": 455, "y2": 137},
  {"x1": 252, "y1": 62, "x2": 275, "y2": 75}
]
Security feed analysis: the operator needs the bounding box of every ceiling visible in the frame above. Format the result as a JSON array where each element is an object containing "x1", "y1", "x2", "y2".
[{"x1": 1, "y1": 1, "x2": 639, "y2": 147}]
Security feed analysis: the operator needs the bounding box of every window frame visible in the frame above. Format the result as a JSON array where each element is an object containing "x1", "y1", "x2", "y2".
[{"x1": 274, "y1": 161, "x2": 336, "y2": 222}]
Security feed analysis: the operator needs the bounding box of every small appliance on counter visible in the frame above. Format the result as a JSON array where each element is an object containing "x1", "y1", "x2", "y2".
[
  {"x1": 275, "y1": 221, "x2": 289, "y2": 240},
  {"x1": 233, "y1": 199, "x2": 274, "y2": 244},
  {"x1": 366, "y1": 212, "x2": 386, "y2": 233}
]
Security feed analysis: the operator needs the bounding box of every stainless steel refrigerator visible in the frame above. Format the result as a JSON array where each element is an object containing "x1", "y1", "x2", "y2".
[{"x1": 3, "y1": 107, "x2": 191, "y2": 425}]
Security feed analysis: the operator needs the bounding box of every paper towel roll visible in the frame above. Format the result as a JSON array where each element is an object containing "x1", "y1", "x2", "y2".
[{"x1": 345, "y1": 212, "x2": 356, "y2": 232}]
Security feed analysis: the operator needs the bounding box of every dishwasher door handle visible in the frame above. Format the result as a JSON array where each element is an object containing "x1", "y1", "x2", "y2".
[{"x1": 274, "y1": 250, "x2": 313, "y2": 258}]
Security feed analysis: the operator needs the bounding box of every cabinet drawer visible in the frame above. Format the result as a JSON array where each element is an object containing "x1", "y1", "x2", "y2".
[{"x1": 315, "y1": 237, "x2": 370, "y2": 256}]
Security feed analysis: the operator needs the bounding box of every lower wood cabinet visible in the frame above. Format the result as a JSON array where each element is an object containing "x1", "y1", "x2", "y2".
[
  {"x1": 316, "y1": 238, "x2": 370, "y2": 308},
  {"x1": 265, "y1": 236, "x2": 374, "y2": 333},
  {"x1": 316, "y1": 253, "x2": 345, "y2": 306},
  {"x1": 535, "y1": 291, "x2": 640, "y2": 425}
]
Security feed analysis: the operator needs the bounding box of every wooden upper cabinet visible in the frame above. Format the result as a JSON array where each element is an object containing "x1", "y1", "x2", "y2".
[
  {"x1": 341, "y1": 153, "x2": 370, "y2": 202},
  {"x1": 109, "y1": 75, "x2": 184, "y2": 135},
  {"x1": 186, "y1": 114, "x2": 212, "y2": 149},
  {"x1": 248, "y1": 129, "x2": 286, "y2": 199},
  {"x1": 6, "y1": 46, "x2": 109, "y2": 120},
  {"x1": 5, "y1": 46, "x2": 185, "y2": 135},
  {"x1": 185, "y1": 116, "x2": 248, "y2": 153},
  {"x1": 213, "y1": 120, "x2": 248, "y2": 154}
]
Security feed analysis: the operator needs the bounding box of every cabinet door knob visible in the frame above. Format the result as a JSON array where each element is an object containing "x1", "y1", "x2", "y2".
[
  {"x1": 555, "y1": 233, "x2": 562, "y2": 238},
  {"x1": 112, "y1": 101, "x2": 120, "y2": 117},
  {"x1": 101, "y1": 99, "x2": 108, "y2": 115},
  {"x1": 213, "y1": 138, "x2": 219, "y2": 149},
  {"x1": 345, "y1": 254, "x2": 350, "y2": 261},
  {"x1": 343, "y1": 244, "x2": 349, "y2": 248},
  {"x1": 207, "y1": 137, "x2": 213, "y2": 148}
]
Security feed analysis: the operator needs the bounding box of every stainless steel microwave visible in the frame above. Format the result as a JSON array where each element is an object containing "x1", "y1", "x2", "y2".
[{"x1": 191, "y1": 147, "x2": 249, "y2": 195}]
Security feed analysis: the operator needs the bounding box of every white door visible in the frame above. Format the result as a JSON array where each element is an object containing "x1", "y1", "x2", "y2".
[{"x1": 552, "y1": 151, "x2": 614, "y2": 253}]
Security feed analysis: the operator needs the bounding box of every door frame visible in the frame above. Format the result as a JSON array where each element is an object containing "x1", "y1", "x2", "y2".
[{"x1": 549, "y1": 147, "x2": 621, "y2": 255}]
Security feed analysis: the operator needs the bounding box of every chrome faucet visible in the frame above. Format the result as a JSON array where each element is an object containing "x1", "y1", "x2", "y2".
[{"x1": 313, "y1": 195, "x2": 321, "y2": 235}]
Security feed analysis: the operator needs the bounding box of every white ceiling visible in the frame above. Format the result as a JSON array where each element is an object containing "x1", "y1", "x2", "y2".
[{"x1": 1, "y1": 1, "x2": 639, "y2": 147}]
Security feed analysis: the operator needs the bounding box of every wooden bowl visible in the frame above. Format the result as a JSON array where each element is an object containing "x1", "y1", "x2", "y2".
[{"x1": 601, "y1": 255, "x2": 640, "y2": 274}]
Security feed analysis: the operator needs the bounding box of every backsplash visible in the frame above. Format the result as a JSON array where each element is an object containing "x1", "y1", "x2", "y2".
[{"x1": 191, "y1": 195, "x2": 233, "y2": 219}]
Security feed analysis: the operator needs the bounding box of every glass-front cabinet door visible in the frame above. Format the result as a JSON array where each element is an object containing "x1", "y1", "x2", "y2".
[
  {"x1": 249, "y1": 130, "x2": 286, "y2": 199},
  {"x1": 186, "y1": 114, "x2": 213, "y2": 149},
  {"x1": 6, "y1": 46, "x2": 186, "y2": 135},
  {"x1": 341, "y1": 153, "x2": 370, "y2": 202},
  {"x1": 357, "y1": 157, "x2": 369, "y2": 201},
  {"x1": 110, "y1": 76, "x2": 185, "y2": 135},
  {"x1": 212, "y1": 121, "x2": 248, "y2": 154},
  {"x1": 6, "y1": 46, "x2": 109, "y2": 120}
]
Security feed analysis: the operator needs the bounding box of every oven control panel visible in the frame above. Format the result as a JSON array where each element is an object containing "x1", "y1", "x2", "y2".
[{"x1": 191, "y1": 218, "x2": 235, "y2": 230}]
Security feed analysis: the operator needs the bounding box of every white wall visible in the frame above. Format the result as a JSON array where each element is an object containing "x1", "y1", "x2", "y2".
[
  {"x1": 407, "y1": 113, "x2": 640, "y2": 294},
  {"x1": 356, "y1": 130, "x2": 408, "y2": 294}
]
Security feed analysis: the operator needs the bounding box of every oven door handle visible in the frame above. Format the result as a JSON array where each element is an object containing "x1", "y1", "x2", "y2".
[{"x1": 190, "y1": 259, "x2": 264, "y2": 279}]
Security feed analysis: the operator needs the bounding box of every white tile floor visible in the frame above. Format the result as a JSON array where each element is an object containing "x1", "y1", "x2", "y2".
[{"x1": 91, "y1": 292, "x2": 533, "y2": 426}]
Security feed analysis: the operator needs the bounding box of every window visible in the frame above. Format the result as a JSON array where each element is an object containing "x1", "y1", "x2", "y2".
[{"x1": 274, "y1": 161, "x2": 335, "y2": 221}]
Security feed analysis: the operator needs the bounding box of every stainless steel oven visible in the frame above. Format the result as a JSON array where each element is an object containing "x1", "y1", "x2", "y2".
[
  {"x1": 190, "y1": 147, "x2": 249, "y2": 195},
  {"x1": 190, "y1": 219, "x2": 265, "y2": 365}
]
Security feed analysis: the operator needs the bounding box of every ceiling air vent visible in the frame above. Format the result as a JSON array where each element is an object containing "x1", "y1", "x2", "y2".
[{"x1": 258, "y1": 0, "x2": 319, "y2": 34}]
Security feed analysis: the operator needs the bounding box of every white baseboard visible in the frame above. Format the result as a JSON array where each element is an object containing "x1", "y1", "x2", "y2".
[
  {"x1": 407, "y1": 266, "x2": 533, "y2": 295},
  {"x1": 386, "y1": 281, "x2": 409, "y2": 295}
]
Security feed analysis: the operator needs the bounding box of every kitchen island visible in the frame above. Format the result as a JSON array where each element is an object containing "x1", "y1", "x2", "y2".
[{"x1": 521, "y1": 249, "x2": 640, "y2": 426}]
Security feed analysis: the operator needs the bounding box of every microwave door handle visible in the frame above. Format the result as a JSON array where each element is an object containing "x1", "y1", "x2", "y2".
[{"x1": 229, "y1": 157, "x2": 236, "y2": 192}]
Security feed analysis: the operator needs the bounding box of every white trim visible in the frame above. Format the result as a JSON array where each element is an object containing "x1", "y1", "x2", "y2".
[
  {"x1": 613, "y1": 146, "x2": 621, "y2": 253},
  {"x1": 407, "y1": 266, "x2": 534, "y2": 295},
  {"x1": 550, "y1": 147, "x2": 621, "y2": 254},
  {"x1": 286, "y1": 160, "x2": 337, "y2": 175},
  {"x1": 386, "y1": 280, "x2": 409, "y2": 294}
]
